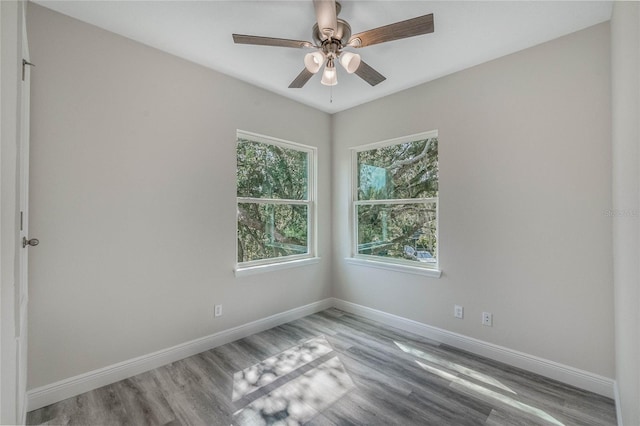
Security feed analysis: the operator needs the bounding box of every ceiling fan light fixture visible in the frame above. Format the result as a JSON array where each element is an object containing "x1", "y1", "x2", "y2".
[
  {"x1": 321, "y1": 60, "x2": 338, "y2": 86},
  {"x1": 339, "y1": 51, "x2": 361, "y2": 74},
  {"x1": 304, "y1": 51, "x2": 325, "y2": 74}
]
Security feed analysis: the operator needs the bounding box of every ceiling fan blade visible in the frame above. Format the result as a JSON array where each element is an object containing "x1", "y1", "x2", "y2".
[
  {"x1": 288, "y1": 68, "x2": 315, "y2": 88},
  {"x1": 313, "y1": 0, "x2": 338, "y2": 40},
  {"x1": 354, "y1": 61, "x2": 386, "y2": 86},
  {"x1": 348, "y1": 14, "x2": 434, "y2": 48},
  {"x1": 233, "y1": 34, "x2": 313, "y2": 49}
]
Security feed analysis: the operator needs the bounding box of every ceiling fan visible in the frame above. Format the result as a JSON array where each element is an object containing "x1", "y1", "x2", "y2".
[{"x1": 232, "y1": 0, "x2": 434, "y2": 88}]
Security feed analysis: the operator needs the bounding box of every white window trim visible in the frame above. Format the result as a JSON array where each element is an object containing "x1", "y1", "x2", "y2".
[
  {"x1": 345, "y1": 257, "x2": 442, "y2": 278},
  {"x1": 350, "y1": 130, "x2": 440, "y2": 274},
  {"x1": 236, "y1": 130, "x2": 317, "y2": 273},
  {"x1": 235, "y1": 257, "x2": 321, "y2": 277}
]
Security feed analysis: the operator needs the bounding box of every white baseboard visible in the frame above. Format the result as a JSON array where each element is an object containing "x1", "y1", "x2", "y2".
[
  {"x1": 332, "y1": 298, "x2": 616, "y2": 399},
  {"x1": 26, "y1": 298, "x2": 333, "y2": 412},
  {"x1": 27, "y1": 296, "x2": 616, "y2": 413},
  {"x1": 614, "y1": 381, "x2": 623, "y2": 426}
]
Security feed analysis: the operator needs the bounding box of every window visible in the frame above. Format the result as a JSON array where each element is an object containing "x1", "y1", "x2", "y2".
[
  {"x1": 236, "y1": 131, "x2": 316, "y2": 269},
  {"x1": 352, "y1": 131, "x2": 438, "y2": 270}
]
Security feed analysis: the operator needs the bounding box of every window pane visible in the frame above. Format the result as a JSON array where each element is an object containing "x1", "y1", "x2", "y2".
[
  {"x1": 357, "y1": 138, "x2": 437, "y2": 200},
  {"x1": 237, "y1": 139, "x2": 308, "y2": 200},
  {"x1": 237, "y1": 203, "x2": 308, "y2": 262},
  {"x1": 357, "y1": 203, "x2": 437, "y2": 264}
]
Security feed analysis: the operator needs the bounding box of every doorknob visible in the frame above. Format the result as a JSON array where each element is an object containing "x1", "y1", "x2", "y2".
[{"x1": 22, "y1": 237, "x2": 39, "y2": 248}]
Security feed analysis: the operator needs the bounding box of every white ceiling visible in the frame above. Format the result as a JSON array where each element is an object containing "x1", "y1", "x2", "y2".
[{"x1": 33, "y1": 1, "x2": 612, "y2": 114}]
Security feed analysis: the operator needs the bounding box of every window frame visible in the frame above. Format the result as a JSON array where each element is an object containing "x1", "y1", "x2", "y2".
[
  {"x1": 235, "y1": 130, "x2": 317, "y2": 272},
  {"x1": 350, "y1": 130, "x2": 440, "y2": 273}
]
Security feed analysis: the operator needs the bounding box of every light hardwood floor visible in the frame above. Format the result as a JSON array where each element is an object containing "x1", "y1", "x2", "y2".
[{"x1": 27, "y1": 308, "x2": 617, "y2": 425}]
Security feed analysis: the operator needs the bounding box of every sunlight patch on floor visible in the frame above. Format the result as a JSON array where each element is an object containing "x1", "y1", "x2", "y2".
[
  {"x1": 393, "y1": 341, "x2": 516, "y2": 394},
  {"x1": 232, "y1": 336, "x2": 333, "y2": 402},
  {"x1": 416, "y1": 361, "x2": 564, "y2": 426},
  {"x1": 233, "y1": 356, "x2": 355, "y2": 426}
]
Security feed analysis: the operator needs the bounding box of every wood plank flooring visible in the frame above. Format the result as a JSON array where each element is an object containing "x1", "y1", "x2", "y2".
[{"x1": 27, "y1": 308, "x2": 617, "y2": 425}]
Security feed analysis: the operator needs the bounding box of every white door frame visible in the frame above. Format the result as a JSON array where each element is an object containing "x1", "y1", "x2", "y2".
[
  {"x1": 16, "y1": 4, "x2": 31, "y2": 422},
  {"x1": 0, "y1": 1, "x2": 29, "y2": 423}
]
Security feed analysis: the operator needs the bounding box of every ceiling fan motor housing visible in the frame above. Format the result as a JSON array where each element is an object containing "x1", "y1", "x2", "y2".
[{"x1": 312, "y1": 19, "x2": 351, "y2": 55}]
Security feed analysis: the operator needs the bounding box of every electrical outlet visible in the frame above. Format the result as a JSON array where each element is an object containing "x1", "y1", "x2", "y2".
[
  {"x1": 482, "y1": 312, "x2": 493, "y2": 327},
  {"x1": 454, "y1": 305, "x2": 464, "y2": 319},
  {"x1": 214, "y1": 304, "x2": 223, "y2": 317}
]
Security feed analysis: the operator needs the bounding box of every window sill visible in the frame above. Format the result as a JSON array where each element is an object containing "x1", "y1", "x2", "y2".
[
  {"x1": 344, "y1": 257, "x2": 442, "y2": 278},
  {"x1": 235, "y1": 257, "x2": 321, "y2": 277}
]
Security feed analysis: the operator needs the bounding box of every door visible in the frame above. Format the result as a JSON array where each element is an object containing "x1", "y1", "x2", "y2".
[{"x1": 16, "y1": 7, "x2": 33, "y2": 422}]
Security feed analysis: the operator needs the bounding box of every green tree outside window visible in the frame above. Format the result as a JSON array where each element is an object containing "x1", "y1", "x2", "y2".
[
  {"x1": 354, "y1": 134, "x2": 438, "y2": 266},
  {"x1": 236, "y1": 133, "x2": 314, "y2": 265}
]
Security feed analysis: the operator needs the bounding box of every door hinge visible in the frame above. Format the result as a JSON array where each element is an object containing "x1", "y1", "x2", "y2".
[{"x1": 22, "y1": 59, "x2": 35, "y2": 81}]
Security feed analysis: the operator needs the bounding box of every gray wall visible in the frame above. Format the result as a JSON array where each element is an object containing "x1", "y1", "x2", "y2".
[
  {"x1": 611, "y1": 2, "x2": 640, "y2": 424},
  {"x1": 332, "y1": 23, "x2": 614, "y2": 378},
  {"x1": 26, "y1": 4, "x2": 332, "y2": 389},
  {"x1": 27, "y1": 1, "x2": 618, "y2": 399}
]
